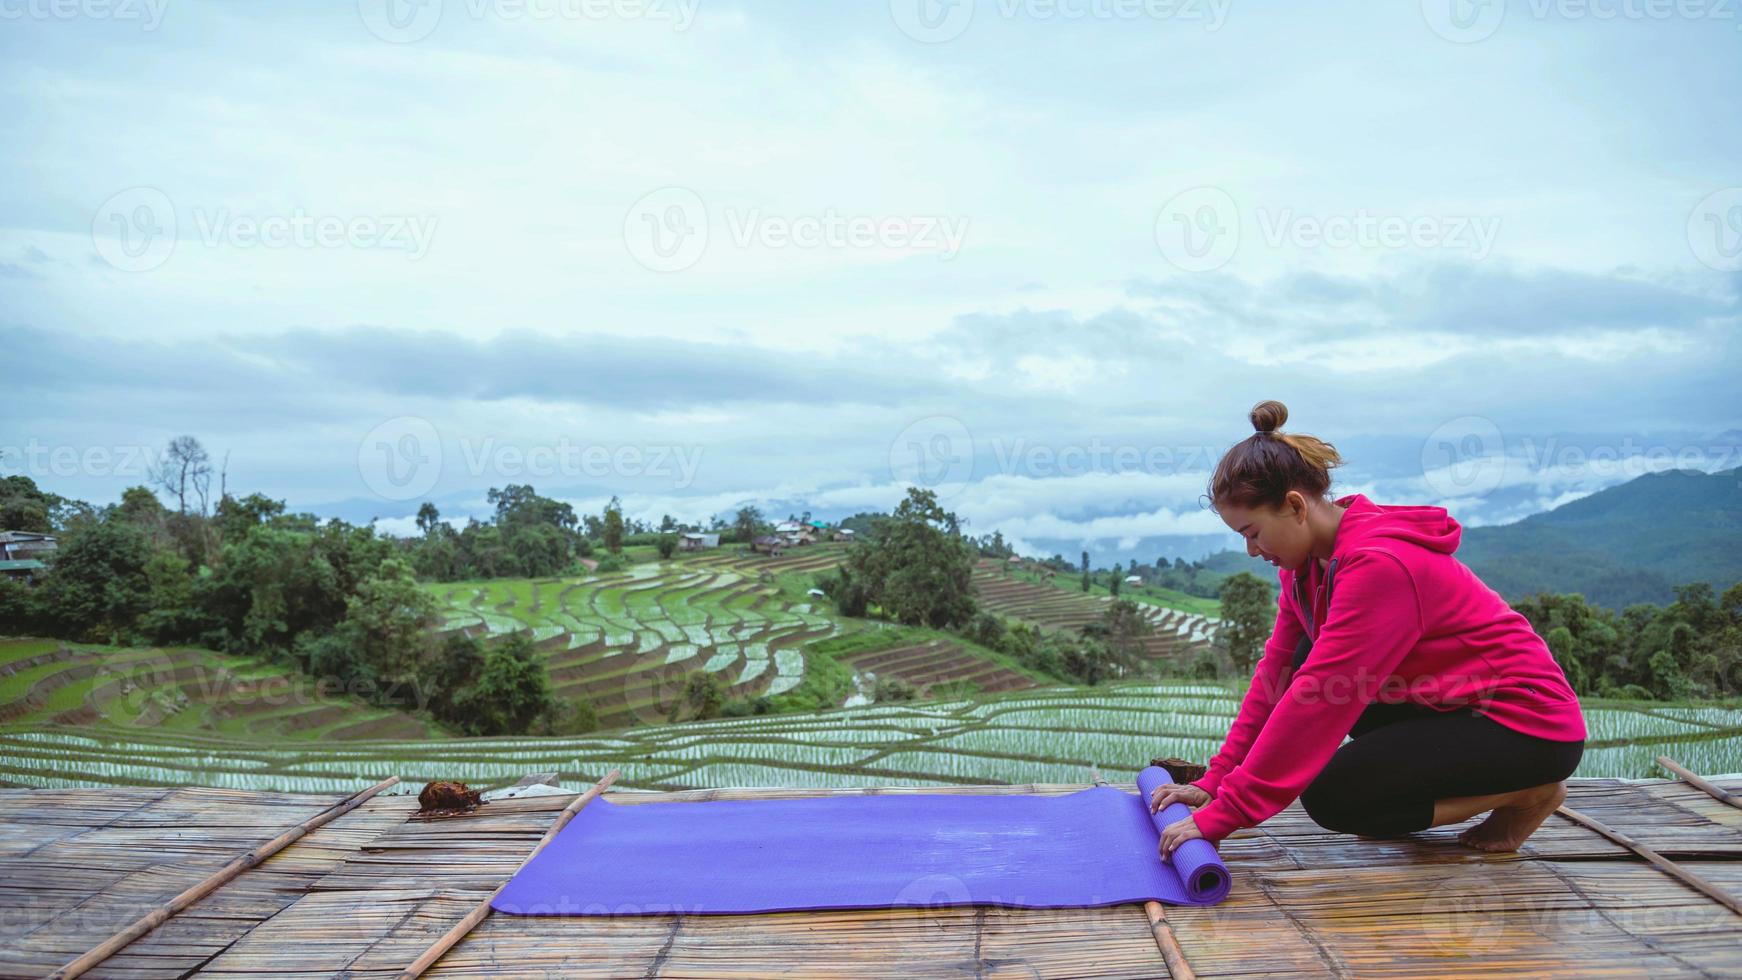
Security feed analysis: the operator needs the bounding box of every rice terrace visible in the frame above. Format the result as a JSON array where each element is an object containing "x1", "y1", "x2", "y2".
[{"x1": 4, "y1": 540, "x2": 1740, "y2": 796}]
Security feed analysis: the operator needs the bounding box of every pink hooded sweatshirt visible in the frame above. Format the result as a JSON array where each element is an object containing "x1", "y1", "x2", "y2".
[{"x1": 1187, "y1": 492, "x2": 1587, "y2": 843}]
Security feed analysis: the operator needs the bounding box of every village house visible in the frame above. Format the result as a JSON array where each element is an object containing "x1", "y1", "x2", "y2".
[
  {"x1": 0, "y1": 530, "x2": 55, "y2": 580},
  {"x1": 677, "y1": 532, "x2": 720, "y2": 552}
]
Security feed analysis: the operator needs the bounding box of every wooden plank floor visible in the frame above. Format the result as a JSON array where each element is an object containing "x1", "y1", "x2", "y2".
[
  {"x1": 0, "y1": 786, "x2": 411, "y2": 978},
  {"x1": 1, "y1": 777, "x2": 1739, "y2": 979}
]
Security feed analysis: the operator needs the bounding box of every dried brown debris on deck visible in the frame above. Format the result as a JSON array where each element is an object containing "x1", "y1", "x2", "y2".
[
  {"x1": 1152, "y1": 757, "x2": 1208, "y2": 785},
  {"x1": 415, "y1": 780, "x2": 485, "y2": 816},
  {"x1": 2, "y1": 774, "x2": 1741, "y2": 978}
]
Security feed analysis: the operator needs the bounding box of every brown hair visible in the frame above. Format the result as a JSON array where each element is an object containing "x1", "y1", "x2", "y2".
[{"x1": 1206, "y1": 400, "x2": 1343, "y2": 511}]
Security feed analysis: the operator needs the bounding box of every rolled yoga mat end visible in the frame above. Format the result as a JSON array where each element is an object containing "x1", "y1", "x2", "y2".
[{"x1": 1137, "y1": 765, "x2": 1232, "y2": 904}]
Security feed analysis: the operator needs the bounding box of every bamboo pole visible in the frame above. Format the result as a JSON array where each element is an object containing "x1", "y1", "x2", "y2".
[
  {"x1": 395, "y1": 769, "x2": 620, "y2": 980},
  {"x1": 47, "y1": 774, "x2": 402, "y2": 980},
  {"x1": 1119, "y1": 767, "x2": 1194, "y2": 977},
  {"x1": 1555, "y1": 803, "x2": 1742, "y2": 917},
  {"x1": 1657, "y1": 756, "x2": 1742, "y2": 810},
  {"x1": 1144, "y1": 900, "x2": 1198, "y2": 980}
]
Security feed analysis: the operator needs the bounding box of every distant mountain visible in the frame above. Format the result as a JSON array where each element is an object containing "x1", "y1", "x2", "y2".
[{"x1": 1456, "y1": 466, "x2": 1742, "y2": 609}]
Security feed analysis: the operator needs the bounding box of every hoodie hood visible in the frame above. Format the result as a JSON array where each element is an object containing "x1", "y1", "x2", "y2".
[{"x1": 1328, "y1": 492, "x2": 1461, "y2": 556}]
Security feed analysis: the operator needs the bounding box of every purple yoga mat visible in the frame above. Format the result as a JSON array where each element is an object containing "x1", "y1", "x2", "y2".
[{"x1": 491, "y1": 766, "x2": 1230, "y2": 915}]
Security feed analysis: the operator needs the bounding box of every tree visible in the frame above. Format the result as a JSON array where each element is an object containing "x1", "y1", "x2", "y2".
[
  {"x1": 505, "y1": 523, "x2": 569, "y2": 577},
  {"x1": 151, "y1": 436, "x2": 213, "y2": 515},
  {"x1": 136, "y1": 550, "x2": 206, "y2": 644},
  {"x1": 411, "y1": 531, "x2": 460, "y2": 581},
  {"x1": 829, "y1": 566, "x2": 869, "y2": 617},
  {"x1": 0, "y1": 475, "x2": 56, "y2": 532},
  {"x1": 1649, "y1": 640, "x2": 1692, "y2": 700},
  {"x1": 0, "y1": 574, "x2": 39, "y2": 634},
  {"x1": 341, "y1": 558, "x2": 438, "y2": 690},
  {"x1": 489, "y1": 484, "x2": 577, "y2": 532},
  {"x1": 841, "y1": 488, "x2": 976, "y2": 629},
  {"x1": 656, "y1": 534, "x2": 678, "y2": 559},
  {"x1": 421, "y1": 631, "x2": 486, "y2": 723},
  {"x1": 214, "y1": 492, "x2": 284, "y2": 545},
  {"x1": 201, "y1": 525, "x2": 348, "y2": 656},
  {"x1": 872, "y1": 675, "x2": 917, "y2": 702},
  {"x1": 458, "y1": 632, "x2": 555, "y2": 735},
  {"x1": 966, "y1": 610, "x2": 1005, "y2": 649},
  {"x1": 602, "y1": 496, "x2": 625, "y2": 554},
  {"x1": 34, "y1": 520, "x2": 153, "y2": 643},
  {"x1": 1086, "y1": 598, "x2": 1151, "y2": 675},
  {"x1": 1057, "y1": 632, "x2": 1117, "y2": 685},
  {"x1": 0, "y1": 474, "x2": 90, "y2": 533},
  {"x1": 535, "y1": 696, "x2": 599, "y2": 735},
  {"x1": 113, "y1": 486, "x2": 170, "y2": 546},
  {"x1": 671, "y1": 669, "x2": 727, "y2": 722},
  {"x1": 1081, "y1": 550, "x2": 1090, "y2": 593},
  {"x1": 734, "y1": 506, "x2": 762, "y2": 545},
  {"x1": 1216, "y1": 571, "x2": 1272, "y2": 676},
  {"x1": 1110, "y1": 561, "x2": 1123, "y2": 597},
  {"x1": 416, "y1": 502, "x2": 441, "y2": 536}
]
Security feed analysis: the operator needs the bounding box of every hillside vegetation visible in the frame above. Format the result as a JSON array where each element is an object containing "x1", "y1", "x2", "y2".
[{"x1": 1460, "y1": 466, "x2": 1742, "y2": 607}]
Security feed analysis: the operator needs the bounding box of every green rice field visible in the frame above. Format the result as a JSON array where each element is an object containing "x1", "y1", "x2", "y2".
[
  {"x1": 5, "y1": 547, "x2": 1737, "y2": 798},
  {"x1": 4, "y1": 680, "x2": 1738, "y2": 796}
]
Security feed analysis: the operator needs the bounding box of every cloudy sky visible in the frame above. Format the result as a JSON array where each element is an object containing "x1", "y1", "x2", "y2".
[{"x1": 2, "y1": 0, "x2": 1738, "y2": 564}]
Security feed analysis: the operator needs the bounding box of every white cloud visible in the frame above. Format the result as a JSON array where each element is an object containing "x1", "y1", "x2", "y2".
[{"x1": 2, "y1": 2, "x2": 1738, "y2": 566}]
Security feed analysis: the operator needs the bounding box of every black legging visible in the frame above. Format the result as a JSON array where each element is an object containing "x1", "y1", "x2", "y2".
[{"x1": 1298, "y1": 700, "x2": 1586, "y2": 837}]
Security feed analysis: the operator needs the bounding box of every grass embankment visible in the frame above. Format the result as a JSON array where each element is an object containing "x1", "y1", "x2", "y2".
[{"x1": 0, "y1": 636, "x2": 446, "y2": 741}]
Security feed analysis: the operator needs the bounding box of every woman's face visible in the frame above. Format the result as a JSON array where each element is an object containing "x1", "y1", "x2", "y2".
[{"x1": 1219, "y1": 492, "x2": 1313, "y2": 573}]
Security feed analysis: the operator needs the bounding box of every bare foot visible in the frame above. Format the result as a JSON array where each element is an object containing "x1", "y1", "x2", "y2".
[{"x1": 1457, "y1": 781, "x2": 1566, "y2": 852}]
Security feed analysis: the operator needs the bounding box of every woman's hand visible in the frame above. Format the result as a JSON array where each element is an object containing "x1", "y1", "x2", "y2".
[
  {"x1": 1158, "y1": 813, "x2": 1204, "y2": 860},
  {"x1": 1148, "y1": 782, "x2": 1210, "y2": 815}
]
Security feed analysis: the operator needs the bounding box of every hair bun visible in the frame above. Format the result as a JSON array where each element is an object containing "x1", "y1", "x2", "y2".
[{"x1": 1250, "y1": 400, "x2": 1288, "y2": 434}]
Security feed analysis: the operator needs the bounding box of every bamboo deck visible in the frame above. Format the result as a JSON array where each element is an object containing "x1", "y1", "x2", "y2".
[{"x1": 2, "y1": 774, "x2": 1740, "y2": 979}]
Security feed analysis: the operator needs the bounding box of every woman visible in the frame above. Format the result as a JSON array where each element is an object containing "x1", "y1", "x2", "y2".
[{"x1": 1151, "y1": 400, "x2": 1586, "y2": 857}]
